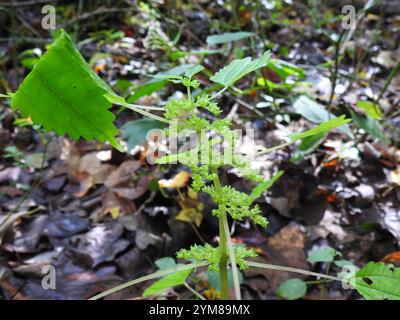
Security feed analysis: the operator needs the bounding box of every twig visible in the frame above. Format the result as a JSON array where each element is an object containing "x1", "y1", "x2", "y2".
[
  {"x1": 0, "y1": 0, "x2": 59, "y2": 7},
  {"x1": 184, "y1": 282, "x2": 206, "y2": 300},
  {"x1": 63, "y1": 7, "x2": 129, "y2": 27}
]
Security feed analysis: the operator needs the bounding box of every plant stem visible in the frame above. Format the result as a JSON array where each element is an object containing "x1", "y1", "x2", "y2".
[
  {"x1": 89, "y1": 262, "x2": 209, "y2": 300},
  {"x1": 211, "y1": 87, "x2": 228, "y2": 100},
  {"x1": 375, "y1": 59, "x2": 400, "y2": 107},
  {"x1": 255, "y1": 141, "x2": 292, "y2": 156},
  {"x1": 187, "y1": 85, "x2": 191, "y2": 102},
  {"x1": 221, "y1": 213, "x2": 241, "y2": 300},
  {"x1": 327, "y1": 30, "x2": 345, "y2": 110},
  {"x1": 212, "y1": 169, "x2": 229, "y2": 300},
  {"x1": 247, "y1": 261, "x2": 342, "y2": 282},
  {"x1": 109, "y1": 99, "x2": 169, "y2": 123}
]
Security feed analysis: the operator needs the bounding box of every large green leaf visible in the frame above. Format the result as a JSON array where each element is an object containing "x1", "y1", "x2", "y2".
[
  {"x1": 288, "y1": 116, "x2": 351, "y2": 142},
  {"x1": 210, "y1": 52, "x2": 271, "y2": 87},
  {"x1": 293, "y1": 95, "x2": 354, "y2": 139},
  {"x1": 11, "y1": 29, "x2": 123, "y2": 151},
  {"x1": 355, "y1": 262, "x2": 400, "y2": 300},
  {"x1": 122, "y1": 118, "x2": 167, "y2": 151},
  {"x1": 206, "y1": 32, "x2": 254, "y2": 45}
]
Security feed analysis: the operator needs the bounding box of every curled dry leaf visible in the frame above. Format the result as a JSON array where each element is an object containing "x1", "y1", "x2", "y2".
[
  {"x1": 105, "y1": 160, "x2": 141, "y2": 188},
  {"x1": 159, "y1": 171, "x2": 191, "y2": 189}
]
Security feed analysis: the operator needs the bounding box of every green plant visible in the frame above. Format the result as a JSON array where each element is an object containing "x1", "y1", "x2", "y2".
[{"x1": 5, "y1": 29, "x2": 400, "y2": 300}]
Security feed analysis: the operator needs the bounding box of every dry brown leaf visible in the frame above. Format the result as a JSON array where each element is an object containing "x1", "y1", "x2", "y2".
[
  {"x1": 78, "y1": 152, "x2": 115, "y2": 184},
  {"x1": 244, "y1": 223, "x2": 308, "y2": 291},
  {"x1": 105, "y1": 160, "x2": 141, "y2": 188},
  {"x1": 72, "y1": 171, "x2": 94, "y2": 198},
  {"x1": 101, "y1": 191, "x2": 136, "y2": 218}
]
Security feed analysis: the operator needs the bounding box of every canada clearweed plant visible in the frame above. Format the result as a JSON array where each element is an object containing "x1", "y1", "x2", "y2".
[{"x1": 5, "y1": 29, "x2": 400, "y2": 300}]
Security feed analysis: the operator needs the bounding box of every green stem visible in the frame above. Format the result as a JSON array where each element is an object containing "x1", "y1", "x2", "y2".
[
  {"x1": 187, "y1": 85, "x2": 191, "y2": 102},
  {"x1": 212, "y1": 169, "x2": 229, "y2": 300},
  {"x1": 110, "y1": 99, "x2": 169, "y2": 123},
  {"x1": 221, "y1": 212, "x2": 241, "y2": 300},
  {"x1": 327, "y1": 30, "x2": 345, "y2": 110},
  {"x1": 255, "y1": 141, "x2": 292, "y2": 156},
  {"x1": 211, "y1": 87, "x2": 228, "y2": 100},
  {"x1": 375, "y1": 59, "x2": 400, "y2": 106}
]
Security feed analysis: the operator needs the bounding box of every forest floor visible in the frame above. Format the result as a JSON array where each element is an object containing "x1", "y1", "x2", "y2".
[{"x1": 0, "y1": 1, "x2": 399, "y2": 300}]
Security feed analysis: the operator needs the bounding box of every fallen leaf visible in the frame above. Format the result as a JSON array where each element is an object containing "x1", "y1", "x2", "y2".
[
  {"x1": 72, "y1": 171, "x2": 94, "y2": 198},
  {"x1": 101, "y1": 190, "x2": 136, "y2": 217},
  {"x1": 382, "y1": 251, "x2": 400, "y2": 266},
  {"x1": 159, "y1": 171, "x2": 191, "y2": 189},
  {"x1": 105, "y1": 160, "x2": 141, "y2": 188},
  {"x1": 176, "y1": 208, "x2": 203, "y2": 227},
  {"x1": 244, "y1": 223, "x2": 308, "y2": 291}
]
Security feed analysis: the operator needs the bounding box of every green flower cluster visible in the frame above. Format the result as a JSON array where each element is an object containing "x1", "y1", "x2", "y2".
[
  {"x1": 156, "y1": 74, "x2": 273, "y2": 270},
  {"x1": 177, "y1": 244, "x2": 258, "y2": 271},
  {"x1": 202, "y1": 185, "x2": 267, "y2": 227}
]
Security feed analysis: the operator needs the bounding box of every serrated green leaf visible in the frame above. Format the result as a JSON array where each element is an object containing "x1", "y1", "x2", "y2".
[
  {"x1": 184, "y1": 65, "x2": 204, "y2": 78},
  {"x1": 11, "y1": 29, "x2": 123, "y2": 151},
  {"x1": 121, "y1": 118, "x2": 167, "y2": 151},
  {"x1": 210, "y1": 52, "x2": 271, "y2": 87},
  {"x1": 293, "y1": 95, "x2": 354, "y2": 139},
  {"x1": 206, "y1": 32, "x2": 254, "y2": 45},
  {"x1": 356, "y1": 100, "x2": 382, "y2": 120},
  {"x1": 355, "y1": 262, "x2": 400, "y2": 300},
  {"x1": 289, "y1": 116, "x2": 351, "y2": 142},
  {"x1": 277, "y1": 279, "x2": 307, "y2": 300},
  {"x1": 307, "y1": 247, "x2": 342, "y2": 263},
  {"x1": 249, "y1": 170, "x2": 284, "y2": 202},
  {"x1": 143, "y1": 267, "x2": 192, "y2": 297}
]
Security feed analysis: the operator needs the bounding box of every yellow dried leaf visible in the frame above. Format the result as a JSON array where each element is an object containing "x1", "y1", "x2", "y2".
[
  {"x1": 159, "y1": 171, "x2": 191, "y2": 189},
  {"x1": 390, "y1": 168, "x2": 400, "y2": 186},
  {"x1": 187, "y1": 187, "x2": 198, "y2": 200},
  {"x1": 176, "y1": 208, "x2": 203, "y2": 227},
  {"x1": 108, "y1": 207, "x2": 120, "y2": 219}
]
